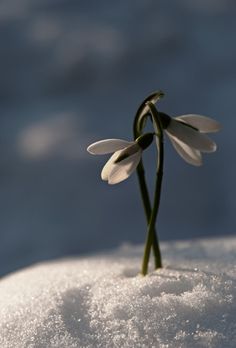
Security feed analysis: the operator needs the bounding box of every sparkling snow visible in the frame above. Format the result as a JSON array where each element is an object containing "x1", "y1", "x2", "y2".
[{"x1": 0, "y1": 238, "x2": 236, "y2": 348}]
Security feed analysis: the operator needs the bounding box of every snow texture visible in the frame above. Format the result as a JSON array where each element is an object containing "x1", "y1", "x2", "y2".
[{"x1": 0, "y1": 237, "x2": 236, "y2": 348}]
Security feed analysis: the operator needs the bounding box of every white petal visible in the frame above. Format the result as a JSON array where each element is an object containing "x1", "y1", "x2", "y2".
[
  {"x1": 108, "y1": 151, "x2": 142, "y2": 185},
  {"x1": 101, "y1": 150, "x2": 122, "y2": 181},
  {"x1": 175, "y1": 115, "x2": 221, "y2": 133},
  {"x1": 166, "y1": 132, "x2": 202, "y2": 166},
  {"x1": 101, "y1": 143, "x2": 140, "y2": 181},
  {"x1": 167, "y1": 119, "x2": 217, "y2": 153},
  {"x1": 87, "y1": 139, "x2": 133, "y2": 155}
]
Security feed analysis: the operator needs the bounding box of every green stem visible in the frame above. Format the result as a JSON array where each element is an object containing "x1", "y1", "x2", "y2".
[
  {"x1": 133, "y1": 113, "x2": 159, "y2": 268},
  {"x1": 141, "y1": 102, "x2": 164, "y2": 275},
  {"x1": 135, "y1": 160, "x2": 162, "y2": 269},
  {"x1": 133, "y1": 92, "x2": 163, "y2": 270}
]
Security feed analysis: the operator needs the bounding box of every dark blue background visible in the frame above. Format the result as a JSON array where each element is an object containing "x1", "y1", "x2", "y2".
[{"x1": 0, "y1": 0, "x2": 235, "y2": 276}]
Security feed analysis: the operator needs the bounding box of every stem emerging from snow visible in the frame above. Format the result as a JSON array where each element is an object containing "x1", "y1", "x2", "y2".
[
  {"x1": 133, "y1": 104, "x2": 160, "y2": 269},
  {"x1": 133, "y1": 93, "x2": 163, "y2": 275},
  {"x1": 141, "y1": 102, "x2": 163, "y2": 275}
]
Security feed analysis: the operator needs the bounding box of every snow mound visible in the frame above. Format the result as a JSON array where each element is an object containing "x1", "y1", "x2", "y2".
[{"x1": 0, "y1": 238, "x2": 236, "y2": 348}]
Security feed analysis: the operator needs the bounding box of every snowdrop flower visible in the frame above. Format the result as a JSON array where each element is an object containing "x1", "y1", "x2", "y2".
[
  {"x1": 87, "y1": 90, "x2": 221, "y2": 275},
  {"x1": 87, "y1": 133, "x2": 154, "y2": 185},
  {"x1": 158, "y1": 112, "x2": 221, "y2": 166}
]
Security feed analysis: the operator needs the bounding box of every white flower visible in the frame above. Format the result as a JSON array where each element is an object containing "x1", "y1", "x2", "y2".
[
  {"x1": 159, "y1": 113, "x2": 221, "y2": 166},
  {"x1": 87, "y1": 133, "x2": 153, "y2": 184}
]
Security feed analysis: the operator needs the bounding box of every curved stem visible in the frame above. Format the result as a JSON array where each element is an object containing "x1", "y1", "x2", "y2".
[
  {"x1": 133, "y1": 91, "x2": 164, "y2": 135},
  {"x1": 133, "y1": 97, "x2": 162, "y2": 269},
  {"x1": 141, "y1": 102, "x2": 164, "y2": 275}
]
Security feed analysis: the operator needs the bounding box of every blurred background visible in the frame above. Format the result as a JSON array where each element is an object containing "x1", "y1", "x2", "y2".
[{"x1": 0, "y1": 0, "x2": 235, "y2": 276}]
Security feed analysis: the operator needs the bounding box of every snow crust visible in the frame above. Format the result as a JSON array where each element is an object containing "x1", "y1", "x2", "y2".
[{"x1": 0, "y1": 238, "x2": 236, "y2": 348}]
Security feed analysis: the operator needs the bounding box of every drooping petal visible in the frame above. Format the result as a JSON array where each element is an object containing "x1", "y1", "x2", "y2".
[
  {"x1": 108, "y1": 150, "x2": 142, "y2": 184},
  {"x1": 167, "y1": 119, "x2": 217, "y2": 153},
  {"x1": 175, "y1": 115, "x2": 221, "y2": 133},
  {"x1": 166, "y1": 132, "x2": 202, "y2": 166},
  {"x1": 87, "y1": 139, "x2": 133, "y2": 155},
  {"x1": 101, "y1": 150, "x2": 122, "y2": 181},
  {"x1": 101, "y1": 143, "x2": 141, "y2": 181}
]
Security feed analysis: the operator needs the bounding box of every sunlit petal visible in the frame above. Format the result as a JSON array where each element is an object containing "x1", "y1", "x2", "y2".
[
  {"x1": 176, "y1": 115, "x2": 221, "y2": 133},
  {"x1": 101, "y1": 150, "x2": 122, "y2": 181},
  {"x1": 108, "y1": 151, "x2": 142, "y2": 185},
  {"x1": 87, "y1": 139, "x2": 133, "y2": 155},
  {"x1": 167, "y1": 119, "x2": 217, "y2": 152},
  {"x1": 166, "y1": 132, "x2": 202, "y2": 166}
]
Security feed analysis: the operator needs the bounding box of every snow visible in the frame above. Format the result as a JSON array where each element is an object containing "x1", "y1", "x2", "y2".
[{"x1": 0, "y1": 237, "x2": 236, "y2": 348}]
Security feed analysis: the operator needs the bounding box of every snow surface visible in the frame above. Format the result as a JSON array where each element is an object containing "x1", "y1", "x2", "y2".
[{"x1": 0, "y1": 237, "x2": 236, "y2": 348}]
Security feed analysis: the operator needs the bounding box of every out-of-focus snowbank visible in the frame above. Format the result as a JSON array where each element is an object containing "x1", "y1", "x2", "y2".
[{"x1": 0, "y1": 237, "x2": 236, "y2": 348}]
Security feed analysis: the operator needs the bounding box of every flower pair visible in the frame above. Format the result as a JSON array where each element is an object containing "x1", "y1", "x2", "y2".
[{"x1": 87, "y1": 113, "x2": 220, "y2": 184}]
